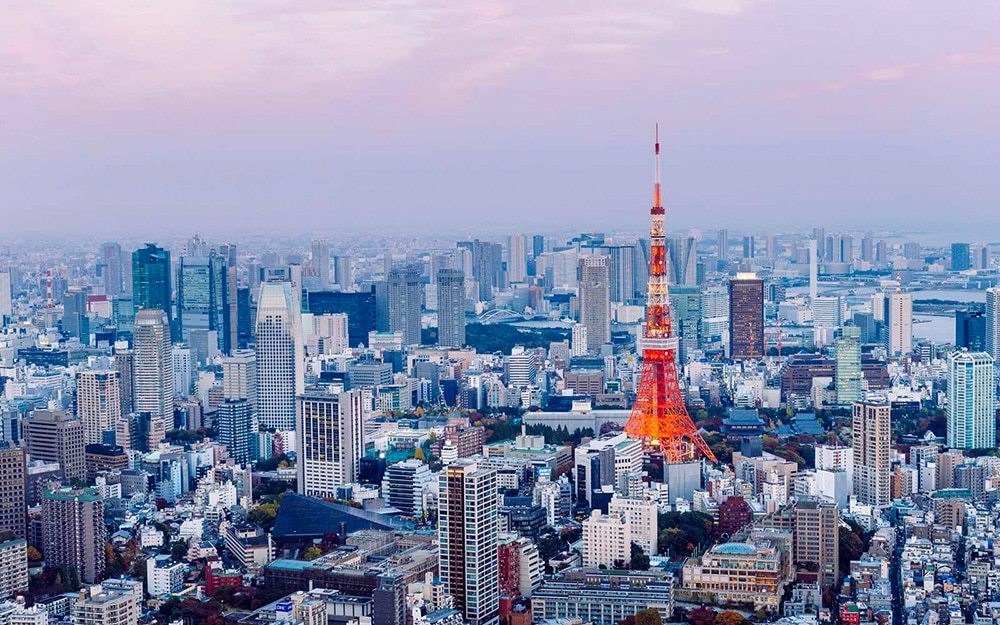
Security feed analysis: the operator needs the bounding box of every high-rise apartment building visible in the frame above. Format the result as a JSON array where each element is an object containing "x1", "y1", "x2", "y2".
[
  {"x1": 222, "y1": 349, "x2": 257, "y2": 411},
  {"x1": 578, "y1": 256, "x2": 611, "y2": 353},
  {"x1": 218, "y1": 400, "x2": 253, "y2": 465},
  {"x1": 793, "y1": 498, "x2": 839, "y2": 591},
  {"x1": 507, "y1": 234, "x2": 528, "y2": 283},
  {"x1": 255, "y1": 281, "x2": 304, "y2": 431},
  {"x1": 986, "y1": 288, "x2": 1000, "y2": 360},
  {"x1": 716, "y1": 229, "x2": 729, "y2": 262},
  {"x1": 852, "y1": 402, "x2": 891, "y2": 507},
  {"x1": 296, "y1": 388, "x2": 363, "y2": 498},
  {"x1": 947, "y1": 351, "x2": 996, "y2": 449},
  {"x1": 133, "y1": 309, "x2": 173, "y2": 449},
  {"x1": 728, "y1": 273, "x2": 764, "y2": 360},
  {"x1": 76, "y1": 370, "x2": 122, "y2": 445},
  {"x1": 113, "y1": 343, "x2": 135, "y2": 417},
  {"x1": 386, "y1": 264, "x2": 423, "y2": 346},
  {"x1": 23, "y1": 409, "x2": 85, "y2": 482},
  {"x1": 131, "y1": 243, "x2": 173, "y2": 338},
  {"x1": 882, "y1": 291, "x2": 912, "y2": 356},
  {"x1": 42, "y1": 487, "x2": 106, "y2": 584},
  {"x1": 835, "y1": 327, "x2": 862, "y2": 406},
  {"x1": 72, "y1": 581, "x2": 139, "y2": 625},
  {"x1": 437, "y1": 268, "x2": 466, "y2": 348},
  {"x1": 439, "y1": 459, "x2": 499, "y2": 625},
  {"x1": 0, "y1": 444, "x2": 26, "y2": 539}
]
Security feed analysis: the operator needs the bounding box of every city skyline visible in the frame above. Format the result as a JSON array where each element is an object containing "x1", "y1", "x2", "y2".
[{"x1": 4, "y1": 2, "x2": 1000, "y2": 236}]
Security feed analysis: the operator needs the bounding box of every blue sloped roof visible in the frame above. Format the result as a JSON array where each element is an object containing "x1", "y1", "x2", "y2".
[{"x1": 272, "y1": 493, "x2": 415, "y2": 539}]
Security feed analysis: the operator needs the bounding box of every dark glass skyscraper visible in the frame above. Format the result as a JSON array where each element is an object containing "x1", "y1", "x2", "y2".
[
  {"x1": 951, "y1": 242, "x2": 971, "y2": 271},
  {"x1": 956, "y1": 308, "x2": 987, "y2": 351},
  {"x1": 132, "y1": 243, "x2": 174, "y2": 338},
  {"x1": 306, "y1": 288, "x2": 376, "y2": 347},
  {"x1": 728, "y1": 273, "x2": 764, "y2": 360},
  {"x1": 177, "y1": 251, "x2": 232, "y2": 353}
]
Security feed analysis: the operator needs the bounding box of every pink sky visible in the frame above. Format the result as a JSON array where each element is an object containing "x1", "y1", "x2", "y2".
[{"x1": 3, "y1": 1, "x2": 1000, "y2": 237}]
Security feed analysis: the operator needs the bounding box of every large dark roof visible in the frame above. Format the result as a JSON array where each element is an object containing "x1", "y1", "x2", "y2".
[{"x1": 272, "y1": 493, "x2": 415, "y2": 539}]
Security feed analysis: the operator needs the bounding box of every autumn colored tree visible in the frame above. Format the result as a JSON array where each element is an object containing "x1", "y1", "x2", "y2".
[
  {"x1": 635, "y1": 608, "x2": 663, "y2": 625},
  {"x1": 714, "y1": 611, "x2": 747, "y2": 625}
]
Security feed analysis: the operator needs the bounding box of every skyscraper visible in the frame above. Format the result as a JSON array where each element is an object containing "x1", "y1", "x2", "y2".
[
  {"x1": 716, "y1": 229, "x2": 728, "y2": 262},
  {"x1": 311, "y1": 239, "x2": 331, "y2": 287},
  {"x1": 0, "y1": 444, "x2": 26, "y2": 539},
  {"x1": 578, "y1": 256, "x2": 611, "y2": 353},
  {"x1": 42, "y1": 487, "x2": 106, "y2": 584},
  {"x1": 23, "y1": 409, "x2": 85, "y2": 482},
  {"x1": 986, "y1": 287, "x2": 1000, "y2": 360},
  {"x1": 131, "y1": 243, "x2": 173, "y2": 338},
  {"x1": 882, "y1": 290, "x2": 912, "y2": 357},
  {"x1": 947, "y1": 351, "x2": 996, "y2": 450},
  {"x1": 605, "y1": 244, "x2": 637, "y2": 303},
  {"x1": 437, "y1": 268, "x2": 466, "y2": 348},
  {"x1": 951, "y1": 242, "x2": 971, "y2": 271},
  {"x1": 956, "y1": 309, "x2": 987, "y2": 351},
  {"x1": 728, "y1": 273, "x2": 764, "y2": 360},
  {"x1": 76, "y1": 370, "x2": 122, "y2": 445},
  {"x1": 669, "y1": 286, "x2": 701, "y2": 363},
  {"x1": 439, "y1": 459, "x2": 499, "y2": 625},
  {"x1": 297, "y1": 388, "x2": 364, "y2": 498},
  {"x1": 532, "y1": 235, "x2": 546, "y2": 259},
  {"x1": 255, "y1": 281, "x2": 304, "y2": 431},
  {"x1": 113, "y1": 343, "x2": 135, "y2": 417},
  {"x1": 458, "y1": 240, "x2": 504, "y2": 301},
  {"x1": 99, "y1": 242, "x2": 124, "y2": 297},
  {"x1": 742, "y1": 235, "x2": 755, "y2": 259},
  {"x1": 667, "y1": 237, "x2": 698, "y2": 286},
  {"x1": 333, "y1": 255, "x2": 353, "y2": 291},
  {"x1": 793, "y1": 498, "x2": 839, "y2": 591},
  {"x1": 507, "y1": 234, "x2": 527, "y2": 283},
  {"x1": 307, "y1": 288, "x2": 377, "y2": 347},
  {"x1": 852, "y1": 402, "x2": 891, "y2": 507},
  {"x1": 62, "y1": 288, "x2": 89, "y2": 344},
  {"x1": 177, "y1": 251, "x2": 231, "y2": 354},
  {"x1": 835, "y1": 326, "x2": 862, "y2": 406},
  {"x1": 218, "y1": 400, "x2": 253, "y2": 465},
  {"x1": 386, "y1": 264, "x2": 423, "y2": 346},
  {"x1": 222, "y1": 349, "x2": 257, "y2": 412},
  {"x1": 133, "y1": 309, "x2": 173, "y2": 449}
]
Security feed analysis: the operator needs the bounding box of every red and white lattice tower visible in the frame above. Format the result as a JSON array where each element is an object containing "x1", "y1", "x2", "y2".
[{"x1": 624, "y1": 127, "x2": 717, "y2": 464}]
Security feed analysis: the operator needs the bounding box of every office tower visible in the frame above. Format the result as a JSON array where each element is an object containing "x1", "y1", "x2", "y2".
[
  {"x1": 860, "y1": 236, "x2": 873, "y2": 262},
  {"x1": 794, "y1": 498, "x2": 840, "y2": 590},
  {"x1": 297, "y1": 388, "x2": 364, "y2": 498},
  {"x1": 218, "y1": 400, "x2": 253, "y2": 465},
  {"x1": 987, "y1": 288, "x2": 1000, "y2": 360},
  {"x1": 532, "y1": 235, "x2": 545, "y2": 258},
  {"x1": 255, "y1": 281, "x2": 304, "y2": 431},
  {"x1": 131, "y1": 243, "x2": 173, "y2": 337},
  {"x1": 835, "y1": 327, "x2": 862, "y2": 406},
  {"x1": 222, "y1": 349, "x2": 257, "y2": 410},
  {"x1": 458, "y1": 240, "x2": 504, "y2": 301},
  {"x1": 0, "y1": 444, "x2": 26, "y2": 539},
  {"x1": 875, "y1": 240, "x2": 889, "y2": 263},
  {"x1": 808, "y1": 239, "x2": 818, "y2": 301},
  {"x1": 956, "y1": 309, "x2": 987, "y2": 351},
  {"x1": 831, "y1": 234, "x2": 853, "y2": 263},
  {"x1": 624, "y1": 133, "x2": 716, "y2": 464},
  {"x1": 505, "y1": 348, "x2": 538, "y2": 387},
  {"x1": 667, "y1": 237, "x2": 698, "y2": 286},
  {"x1": 882, "y1": 291, "x2": 913, "y2": 356},
  {"x1": 764, "y1": 234, "x2": 777, "y2": 260},
  {"x1": 113, "y1": 343, "x2": 135, "y2": 417},
  {"x1": 507, "y1": 234, "x2": 528, "y2": 283},
  {"x1": 439, "y1": 459, "x2": 499, "y2": 625},
  {"x1": 311, "y1": 239, "x2": 331, "y2": 287},
  {"x1": 947, "y1": 351, "x2": 996, "y2": 449},
  {"x1": 386, "y1": 264, "x2": 423, "y2": 346},
  {"x1": 62, "y1": 288, "x2": 89, "y2": 344},
  {"x1": 851, "y1": 402, "x2": 891, "y2": 507},
  {"x1": 133, "y1": 309, "x2": 173, "y2": 448},
  {"x1": 581, "y1": 510, "x2": 630, "y2": 568},
  {"x1": 578, "y1": 256, "x2": 611, "y2": 353},
  {"x1": 0, "y1": 270, "x2": 11, "y2": 323},
  {"x1": 604, "y1": 245, "x2": 637, "y2": 303},
  {"x1": 717, "y1": 229, "x2": 729, "y2": 262},
  {"x1": 99, "y1": 242, "x2": 124, "y2": 297},
  {"x1": 700, "y1": 285, "x2": 728, "y2": 350},
  {"x1": 172, "y1": 345, "x2": 192, "y2": 397},
  {"x1": 670, "y1": 286, "x2": 701, "y2": 363},
  {"x1": 23, "y1": 409, "x2": 85, "y2": 482},
  {"x1": 951, "y1": 242, "x2": 971, "y2": 271},
  {"x1": 307, "y1": 288, "x2": 377, "y2": 347},
  {"x1": 812, "y1": 296, "x2": 844, "y2": 329},
  {"x1": 812, "y1": 227, "x2": 826, "y2": 258},
  {"x1": 728, "y1": 273, "x2": 764, "y2": 360},
  {"x1": 76, "y1": 370, "x2": 122, "y2": 445},
  {"x1": 177, "y1": 251, "x2": 232, "y2": 354},
  {"x1": 382, "y1": 458, "x2": 435, "y2": 518},
  {"x1": 437, "y1": 268, "x2": 466, "y2": 348},
  {"x1": 742, "y1": 235, "x2": 755, "y2": 259},
  {"x1": 333, "y1": 255, "x2": 352, "y2": 291},
  {"x1": 42, "y1": 487, "x2": 106, "y2": 584}
]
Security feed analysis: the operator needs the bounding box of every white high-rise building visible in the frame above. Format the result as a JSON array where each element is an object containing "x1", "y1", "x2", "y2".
[
  {"x1": 133, "y1": 309, "x2": 173, "y2": 449},
  {"x1": 439, "y1": 459, "x2": 499, "y2": 625},
  {"x1": 75, "y1": 370, "x2": 122, "y2": 445},
  {"x1": 986, "y1": 288, "x2": 1000, "y2": 360},
  {"x1": 882, "y1": 291, "x2": 912, "y2": 356},
  {"x1": 255, "y1": 281, "x2": 304, "y2": 431},
  {"x1": 852, "y1": 402, "x2": 891, "y2": 508},
  {"x1": 582, "y1": 510, "x2": 631, "y2": 568},
  {"x1": 303, "y1": 313, "x2": 349, "y2": 355},
  {"x1": 0, "y1": 270, "x2": 12, "y2": 322},
  {"x1": 311, "y1": 239, "x2": 331, "y2": 287},
  {"x1": 222, "y1": 349, "x2": 257, "y2": 412},
  {"x1": 578, "y1": 256, "x2": 611, "y2": 353},
  {"x1": 171, "y1": 345, "x2": 193, "y2": 397},
  {"x1": 507, "y1": 234, "x2": 528, "y2": 283},
  {"x1": 947, "y1": 351, "x2": 996, "y2": 449},
  {"x1": 297, "y1": 388, "x2": 364, "y2": 498},
  {"x1": 570, "y1": 324, "x2": 588, "y2": 357},
  {"x1": 608, "y1": 495, "x2": 658, "y2": 556}
]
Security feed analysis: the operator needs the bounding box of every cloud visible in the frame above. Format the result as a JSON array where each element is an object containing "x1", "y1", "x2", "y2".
[
  {"x1": 682, "y1": 0, "x2": 752, "y2": 16},
  {"x1": 946, "y1": 47, "x2": 1000, "y2": 66},
  {"x1": 863, "y1": 65, "x2": 914, "y2": 82}
]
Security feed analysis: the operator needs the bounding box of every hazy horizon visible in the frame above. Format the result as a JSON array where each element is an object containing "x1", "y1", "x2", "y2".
[{"x1": 4, "y1": 1, "x2": 1000, "y2": 238}]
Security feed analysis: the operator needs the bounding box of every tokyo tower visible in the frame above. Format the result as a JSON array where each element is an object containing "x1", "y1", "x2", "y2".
[{"x1": 624, "y1": 127, "x2": 718, "y2": 464}]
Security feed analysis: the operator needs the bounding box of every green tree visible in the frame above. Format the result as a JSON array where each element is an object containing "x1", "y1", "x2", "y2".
[
  {"x1": 630, "y1": 542, "x2": 650, "y2": 571},
  {"x1": 302, "y1": 546, "x2": 323, "y2": 560}
]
